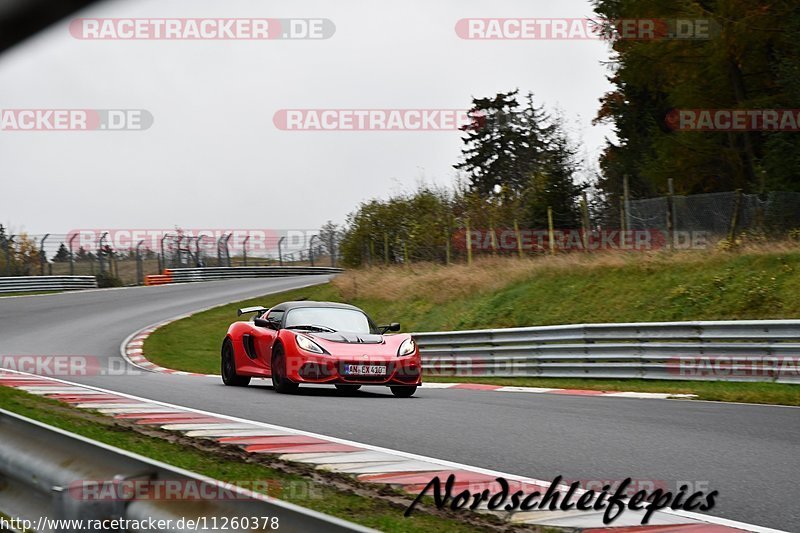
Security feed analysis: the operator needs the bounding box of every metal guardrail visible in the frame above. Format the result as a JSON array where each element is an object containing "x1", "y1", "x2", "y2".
[
  {"x1": 0, "y1": 276, "x2": 97, "y2": 294},
  {"x1": 164, "y1": 266, "x2": 343, "y2": 283},
  {"x1": 413, "y1": 320, "x2": 800, "y2": 383},
  {"x1": 0, "y1": 408, "x2": 371, "y2": 533}
]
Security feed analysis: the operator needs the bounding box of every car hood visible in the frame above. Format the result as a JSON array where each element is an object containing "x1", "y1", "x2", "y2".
[{"x1": 308, "y1": 332, "x2": 385, "y2": 344}]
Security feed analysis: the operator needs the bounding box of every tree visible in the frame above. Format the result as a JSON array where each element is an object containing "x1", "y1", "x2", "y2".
[
  {"x1": 318, "y1": 221, "x2": 341, "y2": 257},
  {"x1": 455, "y1": 90, "x2": 553, "y2": 201},
  {"x1": 456, "y1": 91, "x2": 583, "y2": 228},
  {"x1": 522, "y1": 123, "x2": 584, "y2": 228},
  {"x1": 339, "y1": 187, "x2": 454, "y2": 267},
  {"x1": 75, "y1": 246, "x2": 91, "y2": 262},
  {"x1": 52, "y1": 243, "x2": 70, "y2": 262},
  {"x1": 592, "y1": 0, "x2": 800, "y2": 196}
]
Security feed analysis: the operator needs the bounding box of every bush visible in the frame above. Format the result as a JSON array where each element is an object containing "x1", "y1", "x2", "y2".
[{"x1": 95, "y1": 271, "x2": 123, "y2": 288}]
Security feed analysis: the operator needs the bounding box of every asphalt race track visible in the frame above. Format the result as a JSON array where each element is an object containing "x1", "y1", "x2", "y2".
[{"x1": 0, "y1": 279, "x2": 797, "y2": 530}]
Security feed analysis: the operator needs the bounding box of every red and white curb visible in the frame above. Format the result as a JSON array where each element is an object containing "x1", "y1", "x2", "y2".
[
  {"x1": 0, "y1": 369, "x2": 780, "y2": 532},
  {"x1": 123, "y1": 323, "x2": 697, "y2": 400},
  {"x1": 123, "y1": 317, "x2": 215, "y2": 377},
  {"x1": 422, "y1": 382, "x2": 696, "y2": 400}
]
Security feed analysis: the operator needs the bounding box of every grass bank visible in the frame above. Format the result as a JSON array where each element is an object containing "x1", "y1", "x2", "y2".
[{"x1": 144, "y1": 249, "x2": 800, "y2": 405}]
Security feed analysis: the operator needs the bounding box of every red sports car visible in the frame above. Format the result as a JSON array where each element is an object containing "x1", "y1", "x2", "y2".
[{"x1": 221, "y1": 301, "x2": 421, "y2": 397}]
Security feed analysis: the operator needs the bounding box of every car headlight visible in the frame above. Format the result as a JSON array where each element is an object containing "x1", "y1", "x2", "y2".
[
  {"x1": 397, "y1": 337, "x2": 416, "y2": 357},
  {"x1": 296, "y1": 334, "x2": 325, "y2": 354}
]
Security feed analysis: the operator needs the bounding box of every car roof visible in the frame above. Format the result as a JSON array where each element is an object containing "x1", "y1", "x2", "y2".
[{"x1": 269, "y1": 301, "x2": 364, "y2": 313}]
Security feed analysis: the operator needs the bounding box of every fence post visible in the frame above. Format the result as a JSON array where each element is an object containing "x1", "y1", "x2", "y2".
[
  {"x1": 514, "y1": 220, "x2": 523, "y2": 258},
  {"x1": 580, "y1": 193, "x2": 590, "y2": 252},
  {"x1": 160, "y1": 234, "x2": 170, "y2": 272},
  {"x1": 489, "y1": 223, "x2": 498, "y2": 255},
  {"x1": 97, "y1": 232, "x2": 108, "y2": 275},
  {"x1": 309, "y1": 235, "x2": 319, "y2": 267},
  {"x1": 223, "y1": 234, "x2": 232, "y2": 267},
  {"x1": 136, "y1": 240, "x2": 144, "y2": 285},
  {"x1": 728, "y1": 188, "x2": 744, "y2": 243},
  {"x1": 68, "y1": 234, "x2": 78, "y2": 276},
  {"x1": 243, "y1": 236, "x2": 250, "y2": 266},
  {"x1": 444, "y1": 225, "x2": 450, "y2": 266},
  {"x1": 619, "y1": 196, "x2": 626, "y2": 232},
  {"x1": 666, "y1": 178, "x2": 675, "y2": 250},
  {"x1": 623, "y1": 174, "x2": 631, "y2": 232},
  {"x1": 39, "y1": 234, "x2": 50, "y2": 276},
  {"x1": 329, "y1": 233, "x2": 336, "y2": 267},
  {"x1": 547, "y1": 206, "x2": 556, "y2": 255},
  {"x1": 278, "y1": 236, "x2": 285, "y2": 266},
  {"x1": 465, "y1": 219, "x2": 473, "y2": 265},
  {"x1": 2, "y1": 236, "x2": 13, "y2": 276}
]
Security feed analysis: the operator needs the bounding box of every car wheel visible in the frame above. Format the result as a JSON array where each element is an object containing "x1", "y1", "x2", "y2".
[
  {"x1": 271, "y1": 344, "x2": 299, "y2": 394},
  {"x1": 335, "y1": 384, "x2": 361, "y2": 393},
  {"x1": 221, "y1": 338, "x2": 250, "y2": 387},
  {"x1": 390, "y1": 385, "x2": 417, "y2": 398}
]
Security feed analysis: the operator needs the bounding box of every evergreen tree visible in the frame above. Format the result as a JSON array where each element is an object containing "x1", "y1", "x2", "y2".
[{"x1": 52, "y1": 243, "x2": 70, "y2": 262}]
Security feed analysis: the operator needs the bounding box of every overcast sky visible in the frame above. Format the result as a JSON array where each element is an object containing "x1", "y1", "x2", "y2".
[{"x1": 0, "y1": 0, "x2": 614, "y2": 235}]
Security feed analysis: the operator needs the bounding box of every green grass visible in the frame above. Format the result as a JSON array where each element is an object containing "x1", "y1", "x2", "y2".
[
  {"x1": 144, "y1": 250, "x2": 800, "y2": 405},
  {"x1": 0, "y1": 386, "x2": 521, "y2": 533}
]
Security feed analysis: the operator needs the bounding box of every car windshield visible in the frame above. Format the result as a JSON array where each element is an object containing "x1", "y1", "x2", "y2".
[{"x1": 284, "y1": 307, "x2": 375, "y2": 334}]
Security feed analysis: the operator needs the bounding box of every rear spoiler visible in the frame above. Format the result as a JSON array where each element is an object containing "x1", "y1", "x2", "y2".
[{"x1": 237, "y1": 306, "x2": 267, "y2": 317}]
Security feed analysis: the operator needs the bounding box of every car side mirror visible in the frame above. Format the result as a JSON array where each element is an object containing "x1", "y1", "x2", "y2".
[
  {"x1": 379, "y1": 322, "x2": 401, "y2": 334},
  {"x1": 254, "y1": 317, "x2": 278, "y2": 330}
]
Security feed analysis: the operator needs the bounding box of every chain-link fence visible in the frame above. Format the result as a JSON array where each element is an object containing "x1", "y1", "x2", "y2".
[
  {"x1": 344, "y1": 190, "x2": 800, "y2": 266},
  {"x1": 0, "y1": 230, "x2": 340, "y2": 286},
  {"x1": 627, "y1": 191, "x2": 800, "y2": 237}
]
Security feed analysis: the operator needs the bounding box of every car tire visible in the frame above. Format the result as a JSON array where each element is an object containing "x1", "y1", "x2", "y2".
[
  {"x1": 221, "y1": 338, "x2": 250, "y2": 387},
  {"x1": 271, "y1": 344, "x2": 299, "y2": 394},
  {"x1": 335, "y1": 384, "x2": 361, "y2": 393},
  {"x1": 390, "y1": 385, "x2": 417, "y2": 398}
]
